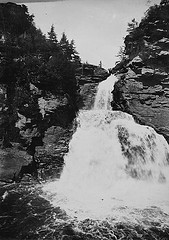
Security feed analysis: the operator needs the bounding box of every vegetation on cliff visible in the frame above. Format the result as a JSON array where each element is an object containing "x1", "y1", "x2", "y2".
[
  {"x1": 117, "y1": 0, "x2": 169, "y2": 62},
  {"x1": 0, "y1": 2, "x2": 81, "y2": 149},
  {"x1": 111, "y1": 0, "x2": 169, "y2": 143},
  {"x1": 0, "y1": 2, "x2": 108, "y2": 183}
]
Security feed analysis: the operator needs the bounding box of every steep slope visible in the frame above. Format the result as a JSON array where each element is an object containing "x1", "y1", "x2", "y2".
[{"x1": 111, "y1": 0, "x2": 169, "y2": 142}]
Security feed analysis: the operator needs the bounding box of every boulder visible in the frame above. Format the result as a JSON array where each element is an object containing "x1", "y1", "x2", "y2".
[{"x1": 0, "y1": 144, "x2": 32, "y2": 181}]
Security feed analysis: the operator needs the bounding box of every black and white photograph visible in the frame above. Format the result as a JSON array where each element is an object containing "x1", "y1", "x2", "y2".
[{"x1": 0, "y1": 0, "x2": 169, "y2": 239}]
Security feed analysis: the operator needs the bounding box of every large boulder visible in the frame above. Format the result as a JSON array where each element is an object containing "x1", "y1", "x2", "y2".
[{"x1": 0, "y1": 144, "x2": 32, "y2": 181}]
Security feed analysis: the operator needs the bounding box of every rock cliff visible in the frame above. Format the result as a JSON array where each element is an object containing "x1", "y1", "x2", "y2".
[
  {"x1": 0, "y1": 63, "x2": 108, "y2": 181},
  {"x1": 76, "y1": 64, "x2": 110, "y2": 109},
  {"x1": 111, "y1": 0, "x2": 169, "y2": 143},
  {"x1": 0, "y1": 2, "x2": 109, "y2": 181}
]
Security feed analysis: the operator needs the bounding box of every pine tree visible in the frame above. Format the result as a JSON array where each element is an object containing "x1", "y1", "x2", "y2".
[
  {"x1": 59, "y1": 32, "x2": 69, "y2": 55},
  {"x1": 48, "y1": 24, "x2": 57, "y2": 43}
]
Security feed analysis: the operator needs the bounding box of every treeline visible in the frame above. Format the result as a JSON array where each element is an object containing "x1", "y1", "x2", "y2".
[{"x1": 0, "y1": 2, "x2": 81, "y2": 100}]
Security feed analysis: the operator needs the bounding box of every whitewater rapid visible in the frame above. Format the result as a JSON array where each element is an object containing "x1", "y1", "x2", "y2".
[{"x1": 42, "y1": 75, "x2": 169, "y2": 222}]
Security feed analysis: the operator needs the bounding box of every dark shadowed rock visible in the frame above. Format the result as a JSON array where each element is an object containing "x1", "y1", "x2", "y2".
[
  {"x1": 0, "y1": 144, "x2": 32, "y2": 181},
  {"x1": 0, "y1": 61, "x2": 108, "y2": 181}
]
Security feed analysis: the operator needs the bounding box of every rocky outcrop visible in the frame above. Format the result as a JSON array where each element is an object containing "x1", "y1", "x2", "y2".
[
  {"x1": 76, "y1": 63, "x2": 110, "y2": 84},
  {"x1": 78, "y1": 83, "x2": 98, "y2": 110},
  {"x1": 77, "y1": 64, "x2": 110, "y2": 110},
  {"x1": 0, "y1": 79, "x2": 78, "y2": 180},
  {"x1": 0, "y1": 64, "x2": 108, "y2": 181},
  {"x1": 111, "y1": 1, "x2": 169, "y2": 143}
]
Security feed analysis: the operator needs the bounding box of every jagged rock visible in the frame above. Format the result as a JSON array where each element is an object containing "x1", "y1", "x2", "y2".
[
  {"x1": 129, "y1": 56, "x2": 144, "y2": 67},
  {"x1": 78, "y1": 83, "x2": 99, "y2": 110},
  {"x1": 38, "y1": 95, "x2": 69, "y2": 118},
  {"x1": 76, "y1": 65, "x2": 109, "y2": 109},
  {"x1": 76, "y1": 64, "x2": 109, "y2": 84},
  {"x1": 141, "y1": 67, "x2": 155, "y2": 76},
  {"x1": 112, "y1": 1, "x2": 169, "y2": 143},
  {"x1": 125, "y1": 69, "x2": 139, "y2": 80},
  {"x1": 155, "y1": 70, "x2": 168, "y2": 78},
  {"x1": 159, "y1": 50, "x2": 169, "y2": 56},
  {"x1": 0, "y1": 144, "x2": 32, "y2": 181},
  {"x1": 112, "y1": 70, "x2": 169, "y2": 142},
  {"x1": 156, "y1": 37, "x2": 169, "y2": 48}
]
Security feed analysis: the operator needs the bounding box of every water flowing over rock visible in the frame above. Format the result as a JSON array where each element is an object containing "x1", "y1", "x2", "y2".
[
  {"x1": 43, "y1": 76, "x2": 169, "y2": 223},
  {"x1": 94, "y1": 77, "x2": 115, "y2": 110}
]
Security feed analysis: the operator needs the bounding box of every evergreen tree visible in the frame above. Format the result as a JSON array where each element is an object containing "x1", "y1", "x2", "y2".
[
  {"x1": 59, "y1": 32, "x2": 69, "y2": 56},
  {"x1": 69, "y1": 39, "x2": 81, "y2": 65},
  {"x1": 0, "y1": 2, "x2": 81, "y2": 145},
  {"x1": 48, "y1": 24, "x2": 57, "y2": 43}
]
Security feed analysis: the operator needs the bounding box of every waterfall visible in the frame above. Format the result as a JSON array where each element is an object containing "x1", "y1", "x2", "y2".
[
  {"x1": 94, "y1": 76, "x2": 115, "y2": 110},
  {"x1": 43, "y1": 75, "x2": 169, "y2": 221}
]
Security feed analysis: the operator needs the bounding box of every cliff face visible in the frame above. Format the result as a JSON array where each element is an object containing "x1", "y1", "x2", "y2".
[
  {"x1": 0, "y1": 82, "x2": 76, "y2": 180},
  {"x1": 112, "y1": 0, "x2": 169, "y2": 142},
  {"x1": 0, "y1": 64, "x2": 108, "y2": 181}
]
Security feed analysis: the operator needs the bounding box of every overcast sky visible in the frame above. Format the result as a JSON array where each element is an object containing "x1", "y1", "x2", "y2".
[{"x1": 2, "y1": 0, "x2": 161, "y2": 68}]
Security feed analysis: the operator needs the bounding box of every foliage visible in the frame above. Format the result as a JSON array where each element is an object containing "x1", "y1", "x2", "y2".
[
  {"x1": 48, "y1": 24, "x2": 58, "y2": 44},
  {"x1": 0, "y1": 2, "x2": 81, "y2": 145},
  {"x1": 0, "y1": 3, "x2": 33, "y2": 39},
  {"x1": 116, "y1": 45, "x2": 126, "y2": 61},
  {"x1": 119, "y1": 0, "x2": 169, "y2": 60},
  {"x1": 160, "y1": 0, "x2": 169, "y2": 5},
  {"x1": 0, "y1": 2, "x2": 81, "y2": 97}
]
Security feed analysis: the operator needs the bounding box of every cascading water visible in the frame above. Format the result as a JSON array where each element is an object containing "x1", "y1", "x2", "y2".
[
  {"x1": 94, "y1": 77, "x2": 113, "y2": 110},
  {"x1": 43, "y1": 75, "x2": 169, "y2": 224}
]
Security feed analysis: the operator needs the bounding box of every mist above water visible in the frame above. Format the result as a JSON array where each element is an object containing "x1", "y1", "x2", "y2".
[{"x1": 43, "y1": 75, "x2": 169, "y2": 222}]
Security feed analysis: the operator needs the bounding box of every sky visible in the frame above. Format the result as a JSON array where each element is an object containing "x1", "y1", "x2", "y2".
[{"x1": 2, "y1": 0, "x2": 161, "y2": 69}]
